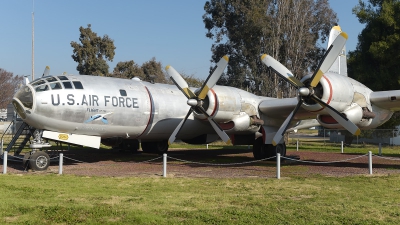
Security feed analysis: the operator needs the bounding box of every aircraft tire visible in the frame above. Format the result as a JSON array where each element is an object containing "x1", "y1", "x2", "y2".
[
  {"x1": 122, "y1": 140, "x2": 139, "y2": 153},
  {"x1": 29, "y1": 151, "x2": 50, "y2": 171},
  {"x1": 141, "y1": 142, "x2": 154, "y2": 153},
  {"x1": 22, "y1": 153, "x2": 31, "y2": 169},
  {"x1": 265, "y1": 143, "x2": 286, "y2": 158},
  {"x1": 276, "y1": 143, "x2": 286, "y2": 157},
  {"x1": 154, "y1": 140, "x2": 168, "y2": 155},
  {"x1": 141, "y1": 141, "x2": 168, "y2": 154},
  {"x1": 252, "y1": 137, "x2": 268, "y2": 159}
]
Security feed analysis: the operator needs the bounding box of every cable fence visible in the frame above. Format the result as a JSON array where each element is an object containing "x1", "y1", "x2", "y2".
[
  {"x1": 2, "y1": 150, "x2": 400, "y2": 178},
  {"x1": 289, "y1": 128, "x2": 400, "y2": 147}
]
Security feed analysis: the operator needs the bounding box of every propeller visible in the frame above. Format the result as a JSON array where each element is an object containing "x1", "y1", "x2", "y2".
[
  {"x1": 42, "y1": 66, "x2": 50, "y2": 77},
  {"x1": 165, "y1": 55, "x2": 231, "y2": 145},
  {"x1": 261, "y1": 31, "x2": 360, "y2": 146}
]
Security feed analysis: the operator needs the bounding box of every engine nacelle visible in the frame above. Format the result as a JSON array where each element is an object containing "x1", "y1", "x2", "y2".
[
  {"x1": 317, "y1": 103, "x2": 373, "y2": 129},
  {"x1": 190, "y1": 86, "x2": 262, "y2": 133},
  {"x1": 299, "y1": 73, "x2": 387, "y2": 131},
  {"x1": 192, "y1": 87, "x2": 240, "y2": 122},
  {"x1": 300, "y1": 74, "x2": 355, "y2": 114}
]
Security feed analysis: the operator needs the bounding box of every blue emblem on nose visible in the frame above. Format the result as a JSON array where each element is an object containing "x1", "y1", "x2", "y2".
[{"x1": 84, "y1": 112, "x2": 113, "y2": 124}]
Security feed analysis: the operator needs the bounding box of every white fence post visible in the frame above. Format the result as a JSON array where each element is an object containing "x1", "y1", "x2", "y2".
[
  {"x1": 276, "y1": 153, "x2": 281, "y2": 179},
  {"x1": 378, "y1": 143, "x2": 382, "y2": 156},
  {"x1": 296, "y1": 139, "x2": 299, "y2": 151},
  {"x1": 0, "y1": 138, "x2": 3, "y2": 155},
  {"x1": 2, "y1": 151, "x2": 7, "y2": 174},
  {"x1": 163, "y1": 153, "x2": 167, "y2": 178},
  {"x1": 341, "y1": 141, "x2": 344, "y2": 153},
  {"x1": 206, "y1": 144, "x2": 208, "y2": 149},
  {"x1": 58, "y1": 153, "x2": 63, "y2": 175},
  {"x1": 368, "y1": 151, "x2": 372, "y2": 175}
]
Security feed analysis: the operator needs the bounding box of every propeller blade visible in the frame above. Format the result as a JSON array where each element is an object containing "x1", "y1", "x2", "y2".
[
  {"x1": 261, "y1": 54, "x2": 304, "y2": 87},
  {"x1": 272, "y1": 99, "x2": 304, "y2": 146},
  {"x1": 195, "y1": 105, "x2": 231, "y2": 144},
  {"x1": 208, "y1": 117, "x2": 231, "y2": 144},
  {"x1": 310, "y1": 95, "x2": 361, "y2": 135},
  {"x1": 197, "y1": 55, "x2": 229, "y2": 100},
  {"x1": 309, "y1": 32, "x2": 348, "y2": 87},
  {"x1": 165, "y1": 65, "x2": 196, "y2": 98},
  {"x1": 168, "y1": 108, "x2": 193, "y2": 145},
  {"x1": 42, "y1": 66, "x2": 50, "y2": 77}
]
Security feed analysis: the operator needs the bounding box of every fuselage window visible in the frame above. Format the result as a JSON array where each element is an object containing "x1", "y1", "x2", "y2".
[
  {"x1": 62, "y1": 81, "x2": 73, "y2": 89},
  {"x1": 46, "y1": 77, "x2": 58, "y2": 82},
  {"x1": 35, "y1": 84, "x2": 49, "y2": 92},
  {"x1": 119, "y1": 89, "x2": 127, "y2": 96},
  {"x1": 50, "y1": 82, "x2": 62, "y2": 90},
  {"x1": 73, "y1": 81, "x2": 84, "y2": 89},
  {"x1": 58, "y1": 76, "x2": 69, "y2": 81}
]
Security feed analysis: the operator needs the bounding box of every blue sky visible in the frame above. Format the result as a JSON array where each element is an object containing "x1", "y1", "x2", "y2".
[{"x1": 0, "y1": 0, "x2": 364, "y2": 81}]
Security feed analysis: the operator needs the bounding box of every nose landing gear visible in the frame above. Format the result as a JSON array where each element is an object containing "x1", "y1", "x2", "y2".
[
  {"x1": 23, "y1": 151, "x2": 50, "y2": 171},
  {"x1": 23, "y1": 130, "x2": 52, "y2": 171}
]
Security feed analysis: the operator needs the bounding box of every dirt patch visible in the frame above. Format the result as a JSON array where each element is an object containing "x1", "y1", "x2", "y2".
[{"x1": 3, "y1": 148, "x2": 400, "y2": 178}]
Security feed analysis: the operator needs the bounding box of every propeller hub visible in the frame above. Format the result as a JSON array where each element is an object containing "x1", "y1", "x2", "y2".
[
  {"x1": 298, "y1": 87, "x2": 310, "y2": 97},
  {"x1": 187, "y1": 99, "x2": 198, "y2": 107}
]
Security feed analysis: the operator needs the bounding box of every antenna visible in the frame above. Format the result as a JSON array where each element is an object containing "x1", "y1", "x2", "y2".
[{"x1": 32, "y1": 0, "x2": 35, "y2": 81}]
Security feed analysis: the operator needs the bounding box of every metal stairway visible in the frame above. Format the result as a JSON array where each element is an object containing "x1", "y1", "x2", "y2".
[{"x1": 1, "y1": 121, "x2": 34, "y2": 157}]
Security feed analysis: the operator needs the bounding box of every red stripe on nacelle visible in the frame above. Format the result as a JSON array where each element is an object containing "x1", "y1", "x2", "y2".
[{"x1": 310, "y1": 75, "x2": 333, "y2": 113}]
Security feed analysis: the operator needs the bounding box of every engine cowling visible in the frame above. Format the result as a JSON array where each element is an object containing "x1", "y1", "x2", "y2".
[
  {"x1": 301, "y1": 74, "x2": 376, "y2": 129},
  {"x1": 191, "y1": 86, "x2": 262, "y2": 133}
]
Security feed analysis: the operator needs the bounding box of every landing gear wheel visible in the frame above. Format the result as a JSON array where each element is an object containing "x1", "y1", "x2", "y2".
[
  {"x1": 253, "y1": 138, "x2": 268, "y2": 159},
  {"x1": 141, "y1": 141, "x2": 169, "y2": 154},
  {"x1": 276, "y1": 143, "x2": 286, "y2": 157},
  {"x1": 265, "y1": 143, "x2": 287, "y2": 158},
  {"x1": 122, "y1": 140, "x2": 139, "y2": 153},
  {"x1": 23, "y1": 153, "x2": 31, "y2": 169},
  {"x1": 29, "y1": 151, "x2": 50, "y2": 171}
]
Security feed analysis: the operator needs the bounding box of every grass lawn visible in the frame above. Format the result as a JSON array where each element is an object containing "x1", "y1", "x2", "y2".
[
  {"x1": 1, "y1": 174, "x2": 400, "y2": 224},
  {"x1": 1, "y1": 132, "x2": 400, "y2": 224}
]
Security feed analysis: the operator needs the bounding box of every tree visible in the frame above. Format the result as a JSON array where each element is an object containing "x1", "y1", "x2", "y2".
[
  {"x1": 181, "y1": 74, "x2": 204, "y2": 88},
  {"x1": 71, "y1": 24, "x2": 116, "y2": 76},
  {"x1": 203, "y1": 0, "x2": 337, "y2": 97},
  {"x1": 0, "y1": 68, "x2": 23, "y2": 109},
  {"x1": 348, "y1": 0, "x2": 400, "y2": 91},
  {"x1": 348, "y1": 0, "x2": 400, "y2": 128},
  {"x1": 111, "y1": 60, "x2": 144, "y2": 79},
  {"x1": 141, "y1": 57, "x2": 167, "y2": 83}
]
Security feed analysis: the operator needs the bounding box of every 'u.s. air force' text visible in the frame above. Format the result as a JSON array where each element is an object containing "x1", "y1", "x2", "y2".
[{"x1": 51, "y1": 94, "x2": 139, "y2": 108}]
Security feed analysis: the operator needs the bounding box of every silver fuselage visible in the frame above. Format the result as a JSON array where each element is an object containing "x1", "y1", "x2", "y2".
[{"x1": 12, "y1": 75, "x2": 268, "y2": 141}]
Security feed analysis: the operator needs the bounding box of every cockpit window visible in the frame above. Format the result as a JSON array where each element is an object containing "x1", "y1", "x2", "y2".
[
  {"x1": 31, "y1": 80, "x2": 46, "y2": 87},
  {"x1": 120, "y1": 89, "x2": 127, "y2": 96},
  {"x1": 46, "y1": 77, "x2": 58, "y2": 82},
  {"x1": 62, "y1": 81, "x2": 73, "y2": 89},
  {"x1": 35, "y1": 84, "x2": 49, "y2": 92},
  {"x1": 50, "y1": 82, "x2": 62, "y2": 90},
  {"x1": 73, "y1": 81, "x2": 84, "y2": 89},
  {"x1": 58, "y1": 76, "x2": 69, "y2": 80}
]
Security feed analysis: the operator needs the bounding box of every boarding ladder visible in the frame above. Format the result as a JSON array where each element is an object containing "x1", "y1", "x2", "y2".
[{"x1": 1, "y1": 120, "x2": 35, "y2": 157}]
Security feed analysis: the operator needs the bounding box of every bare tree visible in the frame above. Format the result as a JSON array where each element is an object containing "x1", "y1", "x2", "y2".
[
  {"x1": 203, "y1": 0, "x2": 337, "y2": 97},
  {"x1": 0, "y1": 68, "x2": 24, "y2": 108}
]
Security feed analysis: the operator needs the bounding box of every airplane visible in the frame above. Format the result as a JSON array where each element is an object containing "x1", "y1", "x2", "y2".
[{"x1": 9, "y1": 25, "x2": 400, "y2": 171}]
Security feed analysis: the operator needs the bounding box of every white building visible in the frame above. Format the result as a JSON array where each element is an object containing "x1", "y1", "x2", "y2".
[{"x1": 0, "y1": 108, "x2": 6, "y2": 121}]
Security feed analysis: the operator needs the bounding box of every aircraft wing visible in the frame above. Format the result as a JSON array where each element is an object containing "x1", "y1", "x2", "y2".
[
  {"x1": 258, "y1": 97, "x2": 315, "y2": 120},
  {"x1": 286, "y1": 119, "x2": 320, "y2": 132},
  {"x1": 370, "y1": 90, "x2": 400, "y2": 111}
]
